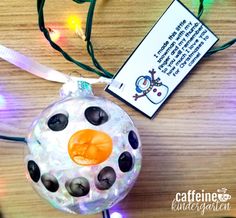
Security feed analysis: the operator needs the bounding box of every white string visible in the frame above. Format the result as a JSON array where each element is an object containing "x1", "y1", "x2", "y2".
[{"x1": 0, "y1": 44, "x2": 111, "y2": 85}]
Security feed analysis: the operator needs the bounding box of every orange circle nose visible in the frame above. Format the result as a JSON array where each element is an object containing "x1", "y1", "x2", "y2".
[{"x1": 68, "y1": 129, "x2": 113, "y2": 166}]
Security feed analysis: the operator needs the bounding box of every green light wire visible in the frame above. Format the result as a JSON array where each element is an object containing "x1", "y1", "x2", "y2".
[
  {"x1": 102, "y1": 209, "x2": 111, "y2": 218},
  {"x1": 37, "y1": 0, "x2": 235, "y2": 75},
  {"x1": 37, "y1": 0, "x2": 112, "y2": 78},
  {"x1": 205, "y1": 38, "x2": 236, "y2": 57},
  {"x1": 198, "y1": 0, "x2": 236, "y2": 57},
  {"x1": 198, "y1": 0, "x2": 204, "y2": 19},
  {"x1": 84, "y1": 0, "x2": 113, "y2": 77},
  {"x1": 0, "y1": 135, "x2": 26, "y2": 143}
]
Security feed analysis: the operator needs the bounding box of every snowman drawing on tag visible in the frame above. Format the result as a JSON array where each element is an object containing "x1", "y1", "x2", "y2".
[{"x1": 133, "y1": 69, "x2": 169, "y2": 104}]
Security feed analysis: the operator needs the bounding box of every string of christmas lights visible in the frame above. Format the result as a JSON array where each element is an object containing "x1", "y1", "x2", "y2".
[
  {"x1": 37, "y1": 0, "x2": 235, "y2": 77},
  {"x1": 37, "y1": 0, "x2": 113, "y2": 78}
]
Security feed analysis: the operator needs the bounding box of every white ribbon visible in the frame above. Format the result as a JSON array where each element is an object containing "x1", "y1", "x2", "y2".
[{"x1": 0, "y1": 44, "x2": 111, "y2": 84}]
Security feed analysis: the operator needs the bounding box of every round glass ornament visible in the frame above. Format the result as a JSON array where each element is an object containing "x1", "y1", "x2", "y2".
[{"x1": 25, "y1": 81, "x2": 142, "y2": 214}]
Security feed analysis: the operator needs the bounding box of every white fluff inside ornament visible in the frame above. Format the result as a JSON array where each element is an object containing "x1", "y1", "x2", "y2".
[{"x1": 25, "y1": 82, "x2": 142, "y2": 214}]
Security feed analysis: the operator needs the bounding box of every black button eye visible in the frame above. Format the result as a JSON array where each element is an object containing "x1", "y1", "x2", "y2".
[
  {"x1": 84, "y1": 107, "x2": 108, "y2": 126},
  {"x1": 128, "y1": 130, "x2": 139, "y2": 149},
  {"x1": 27, "y1": 160, "x2": 40, "y2": 183},
  {"x1": 48, "y1": 113, "x2": 68, "y2": 131},
  {"x1": 118, "y1": 152, "x2": 133, "y2": 172},
  {"x1": 65, "y1": 177, "x2": 90, "y2": 197},
  {"x1": 95, "y1": 166, "x2": 116, "y2": 190},
  {"x1": 41, "y1": 174, "x2": 59, "y2": 192}
]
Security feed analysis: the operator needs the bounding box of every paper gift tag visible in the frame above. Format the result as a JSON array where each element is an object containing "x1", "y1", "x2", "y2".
[{"x1": 105, "y1": 0, "x2": 218, "y2": 119}]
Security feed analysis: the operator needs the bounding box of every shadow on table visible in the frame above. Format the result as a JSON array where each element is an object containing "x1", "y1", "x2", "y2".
[{"x1": 0, "y1": 210, "x2": 4, "y2": 218}]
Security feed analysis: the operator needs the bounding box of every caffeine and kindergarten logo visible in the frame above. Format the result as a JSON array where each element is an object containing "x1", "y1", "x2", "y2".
[{"x1": 171, "y1": 188, "x2": 231, "y2": 215}]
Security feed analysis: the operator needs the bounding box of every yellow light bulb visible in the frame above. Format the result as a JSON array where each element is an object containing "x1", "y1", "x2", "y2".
[
  {"x1": 68, "y1": 16, "x2": 81, "y2": 30},
  {"x1": 67, "y1": 15, "x2": 86, "y2": 41}
]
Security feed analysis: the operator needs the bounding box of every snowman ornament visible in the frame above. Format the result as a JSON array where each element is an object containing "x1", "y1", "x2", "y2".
[
  {"x1": 25, "y1": 80, "x2": 142, "y2": 215},
  {"x1": 133, "y1": 69, "x2": 169, "y2": 104}
]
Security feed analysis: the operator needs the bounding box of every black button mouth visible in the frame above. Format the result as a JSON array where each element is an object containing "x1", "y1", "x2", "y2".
[
  {"x1": 27, "y1": 160, "x2": 41, "y2": 183},
  {"x1": 41, "y1": 174, "x2": 59, "y2": 192},
  {"x1": 128, "y1": 130, "x2": 139, "y2": 149},
  {"x1": 65, "y1": 177, "x2": 90, "y2": 197},
  {"x1": 95, "y1": 166, "x2": 116, "y2": 190},
  {"x1": 118, "y1": 151, "x2": 134, "y2": 172}
]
